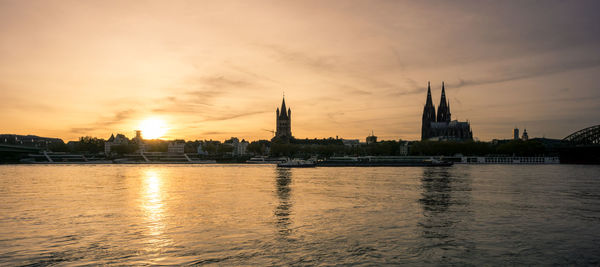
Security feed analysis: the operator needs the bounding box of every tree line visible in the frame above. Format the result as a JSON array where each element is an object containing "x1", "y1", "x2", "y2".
[{"x1": 46, "y1": 136, "x2": 558, "y2": 157}]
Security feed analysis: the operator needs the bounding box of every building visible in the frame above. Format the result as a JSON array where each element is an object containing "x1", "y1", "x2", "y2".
[
  {"x1": 105, "y1": 133, "x2": 129, "y2": 154},
  {"x1": 399, "y1": 141, "x2": 409, "y2": 156},
  {"x1": 341, "y1": 139, "x2": 360, "y2": 147},
  {"x1": 132, "y1": 130, "x2": 148, "y2": 152},
  {"x1": 272, "y1": 97, "x2": 292, "y2": 142},
  {"x1": 168, "y1": 140, "x2": 185, "y2": 154},
  {"x1": 133, "y1": 130, "x2": 142, "y2": 142},
  {"x1": 225, "y1": 137, "x2": 249, "y2": 156},
  {"x1": 421, "y1": 82, "x2": 473, "y2": 141},
  {"x1": 233, "y1": 140, "x2": 249, "y2": 156},
  {"x1": 0, "y1": 134, "x2": 64, "y2": 149},
  {"x1": 514, "y1": 128, "x2": 519, "y2": 140},
  {"x1": 197, "y1": 143, "x2": 208, "y2": 156},
  {"x1": 366, "y1": 132, "x2": 377, "y2": 144},
  {"x1": 522, "y1": 129, "x2": 529, "y2": 141}
]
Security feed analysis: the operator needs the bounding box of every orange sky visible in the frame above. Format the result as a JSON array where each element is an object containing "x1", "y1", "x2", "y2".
[{"x1": 1, "y1": 1, "x2": 599, "y2": 141}]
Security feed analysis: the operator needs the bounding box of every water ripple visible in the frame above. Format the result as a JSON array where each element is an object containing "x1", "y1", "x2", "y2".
[{"x1": 0, "y1": 164, "x2": 599, "y2": 265}]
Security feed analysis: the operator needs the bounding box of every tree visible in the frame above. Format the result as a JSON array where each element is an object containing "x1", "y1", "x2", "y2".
[
  {"x1": 48, "y1": 141, "x2": 69, "y2": 152},
  {"x1": 75, "y1": 136, "x2": 105, "y2": 153},
  {"x1": 247, "y1": 142, "x2": 264, "y2": 155},
  {"x1": 110, "y1": 144, "x2": 137, "y2": 155}
]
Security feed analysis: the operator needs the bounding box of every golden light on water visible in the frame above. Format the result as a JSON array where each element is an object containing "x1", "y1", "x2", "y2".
[
  {"x1": 139, "y1": 118, "x2": 168, "y2": 140},
  {"x1": 141, "y1": 169, "x2": 166, "y2": 238}
]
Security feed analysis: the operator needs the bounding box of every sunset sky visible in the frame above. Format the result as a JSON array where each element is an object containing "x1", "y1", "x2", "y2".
[{"x1": 1, "y1": 0, "x2": 599, "y2": 141}]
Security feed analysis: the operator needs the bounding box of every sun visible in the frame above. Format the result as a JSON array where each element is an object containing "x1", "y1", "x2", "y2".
[{"x1": 139, "y1": 118, "x2": 168, "y2": 139}]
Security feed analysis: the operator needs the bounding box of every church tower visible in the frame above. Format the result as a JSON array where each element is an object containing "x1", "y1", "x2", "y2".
[
  {"x1": 275, "y1": 97, "x2": 292, "y2": 140},
  {"x1": 436, "y1": 81, "x2": 451, "y2": 123},
  {"x1": 421, "y1": 82, "x2": 436, "y2": 140}
]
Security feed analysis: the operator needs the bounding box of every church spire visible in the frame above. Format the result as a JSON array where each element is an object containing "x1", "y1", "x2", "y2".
[
  {"x1": 281, "y1": 97, "x2": 286, "y2": 111},
  {"x1": 439, "y1": 81, "x2": 447, "y2": 108},
  {"x1": 422, "y1": 81, "x2": 436, "y2": 140},
  {"x1": 425, "y1": 81, "x2": 434, "y2": 107},
  {"x1": 279, "y1": 96, "x2": 288, "y2": 118},
  {"x1": 274, "y1": 95, "x2": 292, "y2": 141},
  {"x1": 437, "y1": 81, "x2": 450, "y2": 123}
]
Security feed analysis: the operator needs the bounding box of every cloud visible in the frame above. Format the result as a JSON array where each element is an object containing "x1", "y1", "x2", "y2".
[
  {"x1": 198, "y1": 110, "x2": 270, "y2": 122},
  {"x1": 197, "y1": 75, "x2": 250, "y2": 89},
  {"x1": 388, "y1": 86, "x2": 426, "y2": 96},
  {"x1": 263, "y1": 44, "x2": 340, "y2": 73},
  {"x1": 152, "y1": 95, "x2": 215, "y2": 114},
  {"x1": 333, "y1": 84, "x2": 374, "y2": 96},
  {"x1": 469, "y1": 93, "x2": 600, "y2": 110},
  {"x1": 105, "y1": 110, "x2": 133, "y2": 125},
  {"x1": 186, "y1": 90, "x2": 223, "y2": 100},
  {"x1": 69, "y1": 109, "x2": 135, "y2": 135},
  {"x1": 348, "y1": 89, "x2": 372, "y2": 95},
  {"x1": 152, "y1": 74, "x2": 255, "y2": 114},
  {"x1": 184, "y1": 75, "x2": 251, "y2": 99},
  {"x1": 70, "y1": 127, "x2": 95, "y2": 134},
  {"x1": 452, "y1": 57, "x2": 600, "y2": 89},
  {"x1": 200, "y1": 131, "x2": 245, "y2": 136},
  {"x1": 0, "y1": 93, "x2": 59, "y2": 112}
]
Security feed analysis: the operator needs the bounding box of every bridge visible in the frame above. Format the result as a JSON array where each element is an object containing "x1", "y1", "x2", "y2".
[
  {"x1": 563, "y1": 125, "x2": 600, "y2": 145},
  {"x1": 0, "y1": 144, "x2": 41, "y2": 163},
  {"x1": 0, "y1": 144, "x2": 41, "y2": 153}
]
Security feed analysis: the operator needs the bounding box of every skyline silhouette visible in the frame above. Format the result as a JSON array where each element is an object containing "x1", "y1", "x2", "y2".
[{"x1": 1, "y1": 1, "x2": 599, "y2": 141}]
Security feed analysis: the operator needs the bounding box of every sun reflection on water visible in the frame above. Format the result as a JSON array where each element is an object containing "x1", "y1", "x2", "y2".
[{"x1": 141, "y1": 169, "x2": 170, "y2": 251}]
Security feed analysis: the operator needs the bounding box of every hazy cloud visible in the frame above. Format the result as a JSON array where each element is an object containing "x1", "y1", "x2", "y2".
[
  {"x1": 452, "y1": 57, "x2": 600, "y2": 89},
  {"x1": 199, "y1": 110, "x2": 270, "y2": 122},
  {"x1": 198, "y1": 75, "x2": 251, "y2": 89},
  {"x1": 262, "y1": 44, "x2": 341, "y2": 73},
  {"x1": 69, "y1": 109, "x2": 135, "y2": 135},
  {"x1": 348, "y1": 89, "x2": 372, "y2": 95},
  {"x1": 388, "y1": 86, "x2": 427, "y2": 96},
  {"x1": 152, "y1": 74, "x2": 254, "y2": 114},
  {"x1": 70, "y1": 127, "x2": 95, "y2": 134}
]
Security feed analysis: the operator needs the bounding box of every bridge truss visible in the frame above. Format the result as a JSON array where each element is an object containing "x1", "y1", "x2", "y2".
[{"x1": 563, "y1": 125, "x2": 600, "y2": 145}]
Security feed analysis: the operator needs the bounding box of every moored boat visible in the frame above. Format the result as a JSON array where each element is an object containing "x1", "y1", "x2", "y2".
[
  {"x1": 317, "y1": 156, "x2": 453, "y2": 167},
  {"x1": 246, "y1": 157, "x2": 287, "y2": 164},
  {"x1": 277, "y1": 158, "x2": 316, "y2": 168}
]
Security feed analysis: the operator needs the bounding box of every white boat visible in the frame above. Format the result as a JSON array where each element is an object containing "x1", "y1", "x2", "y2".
[
  {"x1": 277, "y1": 158, "x2": 316, "y2": 168},
  {"x1": 246, "y1": 157, "x2": 286, "y2": 164}
]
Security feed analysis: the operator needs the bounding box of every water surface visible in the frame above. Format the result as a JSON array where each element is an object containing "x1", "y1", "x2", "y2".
[{"x1": 1, "y1": 164, "x2": 599, "y2": 265}]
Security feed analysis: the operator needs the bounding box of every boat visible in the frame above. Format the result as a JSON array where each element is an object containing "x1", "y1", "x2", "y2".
[
  {"x1": 277, "y1": 158, "x2": 316, "y2": 168},
  {"x1": 422, "y1": 158, "x2": 454, "y2": 167},
  {"x1": 246, "y1": 157, "x2": 287, "y2": 164},
  {"x1": 317, "y1": 156, "x2": 453, "y2": 167}
]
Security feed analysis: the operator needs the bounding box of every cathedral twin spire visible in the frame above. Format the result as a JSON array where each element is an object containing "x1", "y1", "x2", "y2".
[
  {"x1": 421, "y1": 81, "x2": 472, "y2": 141},
  {"x1": 422, "y1": 81, "x2": 455, "y2": 140},
  {"x1": 423, "y1": 81, "x2": 451, "y2": 124}
]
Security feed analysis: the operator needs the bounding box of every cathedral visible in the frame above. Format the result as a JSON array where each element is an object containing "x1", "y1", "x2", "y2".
[
  {"x1": 273, "y1": 97, "x2": 292, "y2": 142},
  {"x1": 421, "y1": 82, "x2": 473, "y2": 141}
]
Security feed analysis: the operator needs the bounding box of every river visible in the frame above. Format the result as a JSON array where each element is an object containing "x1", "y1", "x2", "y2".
[{"x1": 0, "y1": 164, "x2": 599, "y2": 265}]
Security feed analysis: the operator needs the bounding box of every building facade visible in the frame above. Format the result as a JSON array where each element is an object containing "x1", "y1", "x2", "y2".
[
  {"x1": 168, "y1": 140, "x2": 185, "y2": 154},
  {"x1": 421, "y1": 82, "x2": 473, "y2": 141},
  {"x1": 224, "y1": 137, "x2": 249, "y2": 156},
  {"x1": 105, "y1": 133, "x2": 130, "y2": 154}
]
